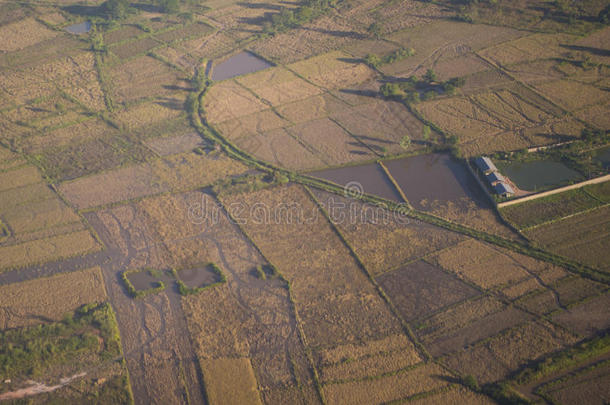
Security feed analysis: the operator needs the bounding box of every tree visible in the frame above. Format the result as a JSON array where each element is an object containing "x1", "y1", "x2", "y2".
[
  {"x1": 423, "y1": 69, "x2": 438, "y2": 83},
  {"x1": 364, "y1": 54, "x2": 381, "y2": 68},
  {"x1": 159, "y1": 0, "x2": 180, "y2": 14},
  {"x1": 367, "y1": 22, "x2": 383, "y2": 39},
  {"x1": 100, "y1": 0, "x2": 129, "y2": 20},
  {"x1": 462, "y1": 374, "x2": 479, "y2": 391},
  {"x1": 422, "y1": 125, "x2": 431, "y2": 140},
  {"x1": 400, "y1": 135, "x2": 411, "y2": 150}
]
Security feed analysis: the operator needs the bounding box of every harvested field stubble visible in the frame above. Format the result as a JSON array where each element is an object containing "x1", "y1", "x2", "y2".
[
  {"x1": 322, "y1": 363, "x2": 451, "y2": 405},
  {"x1": 312, "y1": 190, "x2": 465, "y2": 276},
  {"x1": 0, "y1": 267, "x2": 107, "y2": 329},
  {"x1": 59, "y1": 151, "x2": 247, "y2": 209},
  {"x1": 222, "y1": 185, "x2": 404, "y2": 349},
  {"x1": 525, "y1": 206, "x2": 610, "y2": 271}
]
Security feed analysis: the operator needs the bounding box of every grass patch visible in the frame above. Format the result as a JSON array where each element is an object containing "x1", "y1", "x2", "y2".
[{"x1": 0, "y1": 302, "x2": 122, "y2": 380}]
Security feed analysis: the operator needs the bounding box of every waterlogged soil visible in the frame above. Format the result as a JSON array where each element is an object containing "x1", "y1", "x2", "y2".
[
  {"x1": 309, "y1": 162, "x2": 404, "y2": 202},
  {"x1": 384, "y1": 153, "x2": 489, "y2": 210},
  {"x1": 177, "y1": 265, "x2": 220, "y2": 289},
  {"x1": 211, "y1": 51, "x2": 273, "y2": 81}
]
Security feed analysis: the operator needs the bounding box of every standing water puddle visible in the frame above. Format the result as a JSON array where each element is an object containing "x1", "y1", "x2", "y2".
[
  {"x1": 211, "y1": 51, "x2": 273, "y2": 81},
  {"x1": 65, "y1": 21, "x2": 91, "y2": 34}
]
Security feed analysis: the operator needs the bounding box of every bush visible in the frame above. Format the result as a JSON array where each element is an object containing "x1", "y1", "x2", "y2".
[
  {"x1": 462, "y1": 374, "x2": 479, "y2": 391},
  {"x1": 100, "y1": 0, "x2": 130, "y2": 20}
]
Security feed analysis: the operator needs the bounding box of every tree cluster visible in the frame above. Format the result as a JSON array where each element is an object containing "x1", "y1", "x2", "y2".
[{"x1": 379, "y1": 70, "x2": 465, "y2": 104}]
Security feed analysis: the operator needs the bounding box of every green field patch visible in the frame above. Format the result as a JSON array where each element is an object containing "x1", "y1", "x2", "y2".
[
  {"x1": 501, "y1": 188, "x2": 603, "y2": 229},
  {"x1": 0, "y1": 302, "x2": 132, "y2": 404}
]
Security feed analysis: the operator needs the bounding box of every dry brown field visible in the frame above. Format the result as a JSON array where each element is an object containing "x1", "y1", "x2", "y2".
[
  {"x1": 525, "y1": 205, "x2": 610, "y2": 272},
  {"x1": 109, "y1": 55, "x2": 187, "y2": 104},
  {"x1": 287, "y1": 51, "x2": 375, "y2": 90},
  {"x1": 235, "y1": 66, "x2": 323, "y2": 107},
  {"x1": 204, "y1": 80, "x2": 268, "y2": 124},
  {"x1": 377, "y1": 260, "x2": 480, "y2": 322},
  {"x1": 552, "y1": 292, "x2": 610, "y2": 337},
  {"x1": 59, "y1": 150, "x2": 247, "y2": 209},
  {"x1": 234, "y1": 127, "x2": 326, "y2": 171},
  {"x1": 322, "y1": 363, "x2": 451, "y2": 405},
  {"x1": 0, "y1": 17, "x2": 59, "y2": 52},
  {"x1": 312, "y1": 189, "x2": 466, "y2": 276},
  {"x1": 221, "y1": 185, "x2": 405, "y2": 351},
  {"x1": 0, "y1": 267, "x2": 107, "y2": 329},
  {"x1": 0, "y1": 152, "x2": 101, "y2": 270},
  {"x1": 200, "y1": 358, "x2": 262, "y2": 405}
]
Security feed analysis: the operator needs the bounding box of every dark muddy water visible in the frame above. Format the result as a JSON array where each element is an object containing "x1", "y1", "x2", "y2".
[
  {"x1": 177, "y1": 265, "x2": 220, "y2": 289},
  {"x1": 127, "y1": 270, "x2": 163, "y2": 291},
  {"x1": 65, "y1": 21, "x2": 91, "y2": 34},
  {"x1": 309, "y1": 162, "x2": 404, "y2": 202},
  {"x1": 211, "y1": 51, "x2": 273, "y2": 81},
  {"x1": 383, "y1": 153, "x2": 489, "y2": 210},
  {"x1": 498, "y1": 159, "x2": 582, "y2": 191}
]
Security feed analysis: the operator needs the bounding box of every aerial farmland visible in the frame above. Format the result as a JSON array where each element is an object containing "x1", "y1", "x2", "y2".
[{"x1": 0, "y1": 0, "x2": 609, "y2": 403}]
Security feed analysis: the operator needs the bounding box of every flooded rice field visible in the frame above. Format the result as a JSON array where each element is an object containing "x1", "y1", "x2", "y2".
[
  {"x1": 498, "y1": 159, "x2": 583, "y2": 191},
  {"x1": 309, "y1": 162, "x2": 404, "y2": 202},
  {"x1": 211, "y1": 51, "x2": 273, "y2": 81},
  {"x1": 383, "y1": 153, "x2": 489, "y2": 210}
]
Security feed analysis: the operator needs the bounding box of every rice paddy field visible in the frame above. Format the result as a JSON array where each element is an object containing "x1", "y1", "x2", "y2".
[{"x1": 1, "y1": 0, "x2": 609, "y2": 403}]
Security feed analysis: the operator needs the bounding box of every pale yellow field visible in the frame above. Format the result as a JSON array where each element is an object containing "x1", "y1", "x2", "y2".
[
  {"x1": 0, "y1": 267, "x2": 107, "y2": 329},
  {"x1": 204, "y1": 80, "x2": 268, "y2": 124},
  {"x1": 235, "y1": 66, "x2": 323, "y2": 106},
  {"x1": 322, "y1": 363, "x2": 450, "y2": 405},
  {"x1": 0, "y1": 17, "x2": 59, "y2": 52},
  {"x1": 59, "y1": 151, "x2": 247, "y2": 209},
  {"x1": 0, "y1": 229, "x2": 100, "y2": 270},
  {"x1": 287, "y1": 51, "x2": 375, "y2": 90},
  {"x1": 200, "y1": 358, "x2": 262, "y2": 405},
  {"x1": 428, "y1": 240, "x2": 532, "y2": 289},
  {"x1": 116, "y1": 100, "x2": 185, "y2": 130}
]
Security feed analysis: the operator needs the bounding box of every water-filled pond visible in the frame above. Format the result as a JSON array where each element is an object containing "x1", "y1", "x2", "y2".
[
  {"x1": 65, "y1": 21, "x2": 91, "y2": 34},
  {"x1": 177, "y1": 265, "x2": 220, "y2": 289},
  {"x1": 211, "y1": 51, "x2": 273, "y2": 81},
  {"x1": 498, "y1": 159, "x2": 582, "y2": 191},
  {"x1": 309, "y1": 162, "x2": 404, "y2": 202},
  {"x1": 384, "y1": 153, "x2": 489, "y2": 210},
  {"x1": 127, "y1": 270, "x2": 163, "y2": 292}
]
